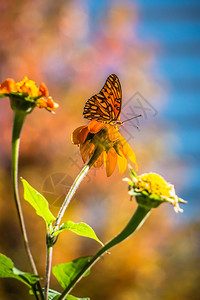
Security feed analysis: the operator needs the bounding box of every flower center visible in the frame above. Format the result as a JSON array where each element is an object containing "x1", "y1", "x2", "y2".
[{"x1": 137, "y1": 173, "x2": 173, "y2": 198}]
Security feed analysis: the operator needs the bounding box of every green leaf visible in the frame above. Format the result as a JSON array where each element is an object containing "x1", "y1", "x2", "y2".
[
  {"x1": 46, "y1": 289, "x2": 61, "y2": 300},
  {"x1": 129, "y1": 168, "x2": 137, "y2": 180},
  {"x1": 30, "y1": 289, "x2": 90, "y2": 300},
  {"x1": 128, "y1": 190, "x2": 139, "y2": 196},
  {"x1": 67, "y1": 295, "x2": 90, "y2": 300},
  {"x1": 54, "y1": 221, "x2": 104, "y2": 246},
  {"x1": 21, "y1": 179, "x2": 55, "y2": 227},
  {"x1": 29, "y1": 288, "x2": 60, "y2": 299},
  {"x1": 0, "y1": 254, "x2": 40, "y2": 287},
  {"x1": 0, "y1": 93, "x2": 9, "y2": 98},
  {"x1": 53, "y1": 257, "x2": 90, "y2": 290}
]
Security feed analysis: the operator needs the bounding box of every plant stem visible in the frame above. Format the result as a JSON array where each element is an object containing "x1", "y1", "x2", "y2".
[
  {"x1": 44, "y1": 148, "x2": 102, "y2": 298},
  {"x1": 12, "y1": 110, "x2": 44, "y2": 300},
  {"x1": 32, "y1": 286, "x2": 40, "y2": 300},
  {"x1": 54, "y1": 147, "x2": 104, "y2": 229},
  {"x1": 44, "y1": 245, "x2": 53, "y2": 300},
  {"x1": 54, "y1": 165, "x2": 90, "y2": 228},
  {"x1": 57, "y1": 205, "x2": 151, "y2": 300}
]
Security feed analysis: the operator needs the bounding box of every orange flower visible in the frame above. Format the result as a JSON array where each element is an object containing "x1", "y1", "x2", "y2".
[
  {"x1": 0, "y1": 78, "x2": 17, "y2": 94},
  {"x1": 0, "y1": 76, "x2": 58, "y2": 113},
  {"x1": 72, "y1": 120, "x2": 137, "y2": 177},
  {"x1": 36, "y1": 96, "x2": 59, "y2": 111}
]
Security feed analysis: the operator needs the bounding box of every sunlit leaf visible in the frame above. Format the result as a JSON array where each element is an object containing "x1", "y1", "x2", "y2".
[
  {"x1": 29, "y1": 288, "x2": 60, "y2": 299},
  {"x1": 53, "y1": 257, "x2": 90, "y2": 290},
  {"x1": 21, "y1": 179, "x2": 55, "y2": 227},
  {"x1": 46, "y1": 289, "x2": 60, "y2": 300},
  {"x1": 67, "y1": 295, "x2": 90, "y2": 300},
  {"x1": 0, "y1": 254, "x2": 39, "y2": 287},
  {"x1": 29, "y1": 289, "x2": 90, "y2": 300},
  {"x1": 54, "y1": 221, "x2": 103, "y2": 246},
  {"x1": 129, "y1": 168, "x2": 137, "y2": 180}
]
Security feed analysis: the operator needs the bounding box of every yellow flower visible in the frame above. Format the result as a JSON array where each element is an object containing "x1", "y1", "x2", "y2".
[
  {"x1": 15, "y1": 76, "x2": 47, "y2": 97},
  {"x1": 71, "y1": 120, "x2": 137, "y2": 177},
  {"x1": 126, "y1": 170, "x2": 186, "y2": 213},
  {"x1": 0, "y1": 76, "x2": 59, "y2": 112}
]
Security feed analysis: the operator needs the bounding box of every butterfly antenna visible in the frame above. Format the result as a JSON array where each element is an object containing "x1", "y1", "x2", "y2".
[{"x1": 122, "y1": 114, "x2": 142, "y2": 123}]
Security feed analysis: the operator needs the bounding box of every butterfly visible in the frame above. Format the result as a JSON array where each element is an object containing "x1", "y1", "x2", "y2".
[{"x1": 83, "y1": 74, "x2": 122, "y2": 125}]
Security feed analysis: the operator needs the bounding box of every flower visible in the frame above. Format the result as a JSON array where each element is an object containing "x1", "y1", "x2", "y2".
[
  {"x1": 125, "y1": 169, "x2": 187, "y2": 213},
  {"x1": 36, "y1": 96, "x2": 59, "y2": 111},
  {"x1": 0, "y1": 76, "x2": 59, "y2": 113},
  {"x1": 71, "y1": 120, "x2": 137, "y2": 177}
]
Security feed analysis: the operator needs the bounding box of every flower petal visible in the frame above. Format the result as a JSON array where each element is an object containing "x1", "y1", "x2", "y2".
[
  {"x1": 107, "y1": 125, "x2": 120, "y2": 141},
  {"x1": 117, "y1": 150, "x2": 128, "y2": 174},
  {"x1": 37, "y1": 96, "x2": 59, "y2": 111},
  {"x1": 105, "y1": 148, "x2": 118, "y2": 177},
  {"x1": 77, "y1": 127, "x2": 90, "y2": 144},
  {"x1": 46, "y1": 97, "x2": 59, "y2": 110},
  {"x1": 88, "y1": 120, "x2": 105, "y2": 133},
  {"x1": 0, "y1": 78, "x2": 16, "y2": 94},
  {"x1": 71, "y1": 126, "x2": 88, "y2": 144},
  {"x1": 36, "y1": 98, "x2": 48, "y2": 109},
  {"x1": 80, "y1": 141, "x2": 94, "y2": 163},
  {"x1": 15, "y1": 76, "x2": 40, "y2": 97},
  {"x1": 119, "y1": 135, "x2": 138, "y2": 169},
  {"x1": 39, "y1": 82, "x2": 49, "y2": 97},
  {"x1": 93, "y1": 151, "x2": 104, "y2": 168},
  {"x1": 129, "y1": 153, "x2": 138, "y2": 170}
]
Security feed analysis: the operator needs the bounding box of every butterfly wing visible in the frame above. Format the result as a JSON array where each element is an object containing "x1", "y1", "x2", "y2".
[{"x1": 83, "y1": 74, "x2": 122, "y2": 123}]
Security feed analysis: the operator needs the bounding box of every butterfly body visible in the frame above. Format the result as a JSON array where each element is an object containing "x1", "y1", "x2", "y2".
[{"x1": 83, "y1": 74, "x2": 122, "y2": 124}]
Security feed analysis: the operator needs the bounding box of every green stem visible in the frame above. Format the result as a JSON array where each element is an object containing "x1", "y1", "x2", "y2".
[
  {"x1": 57, "y1": 205, "x2": 151, "y2": 300},
  {"x1": 54, "y1": 147, "x2": 104, "y2": 229},
  {"x1": 12, "y1": 110, "x2": 44, "y2": 300},
  {"x1": 32, "y1": 285, "x2": 40, "y2": 300},
  {"x1": 44, "y1": 245, "x2": 53, "y2": 300},
  {"x1": 54, "y1": 165, "x2": 90, "y2": 228}
]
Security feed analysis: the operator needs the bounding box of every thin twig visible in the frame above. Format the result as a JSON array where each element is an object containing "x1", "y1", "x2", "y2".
[{"x1": 44, "y1": 245, "x2": 53, "y2": 300}]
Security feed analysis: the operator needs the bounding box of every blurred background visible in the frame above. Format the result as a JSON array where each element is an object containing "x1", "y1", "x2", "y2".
[{"x1": 0, "y1": 0, "x2": 199, "y2": 299}]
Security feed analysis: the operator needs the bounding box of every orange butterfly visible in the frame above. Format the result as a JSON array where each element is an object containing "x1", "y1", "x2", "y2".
[{"x1": 83, "y1": 74, "x2": 122, "y2": 125}]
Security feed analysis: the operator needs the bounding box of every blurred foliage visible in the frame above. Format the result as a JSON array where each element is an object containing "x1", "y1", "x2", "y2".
[{"x1": 0, "y1": 0, "x2": 198, "y2": 299}]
